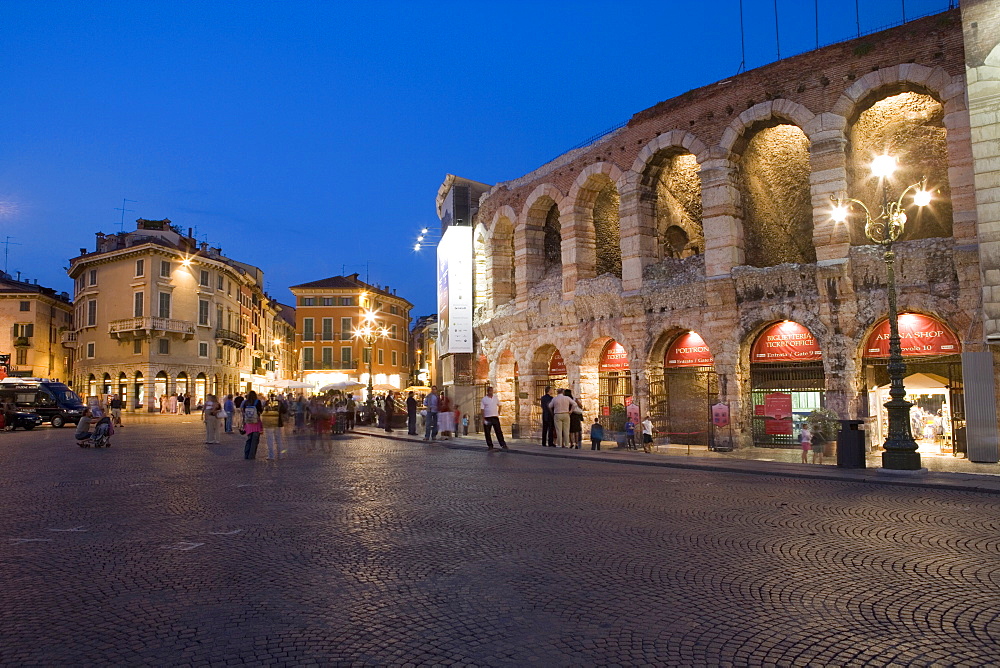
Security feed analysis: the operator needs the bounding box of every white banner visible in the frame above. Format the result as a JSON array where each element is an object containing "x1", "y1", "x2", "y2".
[{"x1": 437, "y1": 225, "x2": 473, "y2": 355}]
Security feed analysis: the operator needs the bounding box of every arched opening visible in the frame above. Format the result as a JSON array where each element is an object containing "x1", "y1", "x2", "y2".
[
  {"x1": 529, "y1": 346, "x2": 568, "y2": 436},
  {"x1": 213, "y1": 374, "x2": 220, "y2": 396},
  {"x1": 848, "y1": 91, "x2": 952, "y2": 242},
  {"x1": 154, "y1": 371, "x2": 168, "y2": 411},
  {"x1": 593, "y1": 182, "x2": 622, "y2": 277},
  {"x1": 492, "y1": 216, "x2": 516, "y2": 305},
  {"x1": 598, "y1": 341, "x2": 632, "y2": 433},
  {"x1": 134, "y1": 371, "x2": 144, "y2": 411},
  {"x1": 176, "y1": 372, "x2": 189, "y2": 400},
  {"x1": 749, "y1": 321, "x2": 825, "y2": 448},
  {"x1": 737, "y1": 123, "x2": 814, "y2": 267},
  {"x1": 87, "y1": 374, "x2": 97, "y2": 400},
  {"x1": 862, "y1": 313, "x2": 964, "y2": 456},
  {"x1": 101, "y1": 373, "x2": 112, "y2": 397},
  {"x1": 195, "y1": 373, "x2": 207, "y2": 406},
  {"x1": 117, "y1": 372, "x2": 127, "y2": 403},
  {"x1": 645, "y1": 150, "x2": 703, "y2": 260},
  {"x1": 542, "y1": 203, "x2": 562, "y2": 276},
  {"x1": 649, "y1": 332, "x2": 717, "y2": 446}
]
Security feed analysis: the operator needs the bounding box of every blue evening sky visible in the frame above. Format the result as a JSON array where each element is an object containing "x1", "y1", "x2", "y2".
[{"x1": 1, "y1": 0, "x2": 951, "y2": 317}]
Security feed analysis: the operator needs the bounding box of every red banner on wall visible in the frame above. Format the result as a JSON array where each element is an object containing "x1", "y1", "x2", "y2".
[
  {"x1": 765, "y1": 418, "x2": 793, "y2": 435},
  {"x1": 599, "y1": 341, "x2": 630, "y2": 372},
  {"x1": 549, "y1": 350, "x2": 567, "y2": 376},
  {"x1": 665, "y1": 331, "x2": 714, "y2": 368},
  {"x1": 712, "y1": 403, "x2": 730, "y2": 428},
  {"x1": 751, "y1": 321, "x2": 822, "y2": 363},
  {"x1": 763, "y1": 392, "x2": 793, "y2": 419},
  {"x1": 864, "y1": 313, "x2": 960, "y2": 358}
]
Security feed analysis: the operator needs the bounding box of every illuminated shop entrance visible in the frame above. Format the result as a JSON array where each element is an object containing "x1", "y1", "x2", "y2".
[
  {"x1": 598, "y1": 341, "x2": 632, "y2": 432},
  {"x1": 749, "y1": 321, "x2": 825, "y2": 448},
  {"x1": 863, "y1": 313, "x2": 964, "y2": 456},
  {"x1": 531, "y1": 349, "x2": 568, "y2": 435},
  {"x1": 649, "y1": 332, "x2": 717, "y2": 446}
]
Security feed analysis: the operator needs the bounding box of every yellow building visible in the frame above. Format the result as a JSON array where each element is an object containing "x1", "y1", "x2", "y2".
[
  {"x1": 66, "y1": 218, "x2": 296, "y2": 409},
  {"x1": 0, "y1": 271, "x2": 74, "y2": 381},
  {"x1": 289, "y1": 274, "x2": 411, "y2": 396}
]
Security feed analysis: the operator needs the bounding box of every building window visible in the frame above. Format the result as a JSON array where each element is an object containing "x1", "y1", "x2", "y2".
[
  {"x1": 341, "y1": 346, "x2": 352, "y2": 369},
  {"x1": 302, "y1": 297, "x2": 315, "y2": 306},
  {"x1": 391, "y1": 324, "x2": 397, "y2": 339},
  {"x1": 198, "y1": 299, "x2": 210, "y2": 326},
  {"x1": 88, "y1": 269, "x2": 97, "y2": 286},
  {"x1": 390, "y1": 305, "x2": 398, "y2": 315},
  {"x1": 13, "y1": 323, "x2": 34, "y2": 338},
  {"x1": 199, "y1": 270, "x2": 209, "y2": 287},
  {"x1": 321, "y1": 318, "x2": 333, "y2": 341},
  {"x1": 217, "y1": 274, "x2": 224, "y2": 290},
  {"x1": 340, "y1": 317, "x2": 352, "y2": 339},
  {"x1": 135, "y1": 259, "x2": 145, "y2": 277},
  {"x1": 155, "y1": 338, "x2": 169, "y2": 354},
  {"x1": 160, "y1": 260, "x2": 171, "y2": 277},
  {"x1": 16, "y1": 348, "x2": 27, "y2": 365},
  {"x1": 19, "y1": 301, "x2": 30, "y2": 312},
  {"x1": 133, "y1": 339, "x2": 142, "y2": 354},
  {"x1": 303, "y1": 318, "x2": 314, "y2": 341},
  {"x1": 322, "y1": 297, "x2": 334, "y2": 306},
  {"x1": 340, "y1": 297, "x2": 352, "y2": 306},
  {"x1": 158, "y1": 292, "x2": 171, "y2": 319},
  {"x1": 377, "y1": 348, "x2": 384, "y2": 365},
  {"x1": 391, "y1": 350, "x2": 398, "y2": 367},
  {"x1": 87, "y1": 300, "x2": 97, "y2": 327},
  {"x1": 134, "y1": 291, "x2": 144, "y2": 317},
  {"x1": 363, "y1": 348, "x2": 371, "y2": 364},
  {"x1": 227, "y1": 280, "x2": 232, "y2": 295},
  {"x1": 303, "y1": 348, "x2": 314, "y2": 370},
  {"x1": 86, "y1": 342, "x2": 95, "y2": 358},
  {"x1": 199, "y1": 341, "x2": 209, "y2": 358},
  {"x1": 216, "y1": 345, "x2": 223, "y2": 360},
  {"x1": 322, "y1": 347, "x2": 333, "y2": 369},
  {"x1": 76, "y1": 276, "x2": 85, "y2": 294}
]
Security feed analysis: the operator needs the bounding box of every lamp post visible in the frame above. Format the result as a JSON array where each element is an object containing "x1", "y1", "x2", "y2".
[
  {"x1": 831, "y1": 155, "x2": 932, "y2": 470},
  {"x1": 354, "y1": 305, "x2": 389, "y2": 419}
]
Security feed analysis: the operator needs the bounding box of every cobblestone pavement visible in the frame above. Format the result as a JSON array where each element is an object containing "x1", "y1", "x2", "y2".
[{"x1": 2, "y1": 418, "x2": 999, "y2": 666}]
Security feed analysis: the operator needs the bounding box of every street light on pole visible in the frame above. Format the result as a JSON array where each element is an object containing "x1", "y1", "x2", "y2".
[
  {"x1": 831, "y1": 154, "x2": 933, "y2": 471},
  {"x1": 353, "y1": 302, "x2": 390, "y2": 419}
]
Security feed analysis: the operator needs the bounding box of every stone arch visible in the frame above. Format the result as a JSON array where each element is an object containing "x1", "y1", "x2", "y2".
[
  {"x1": 629, "y1": 132, "x2": 709, "y2": 266},
  {"x1": 723, "y1": 102, "x2": 817, "y2": 267},
  {"x1": 489, "y1": 208, "x2": 516, "y2": 306},
  {"x1": 567, "y1": 162, "x2": 625, "y2": 280},
  {"x1": 518, "y1": 183, "x2": 566, "y2": 292}
]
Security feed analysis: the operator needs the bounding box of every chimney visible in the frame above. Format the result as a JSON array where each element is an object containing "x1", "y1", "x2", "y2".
[
  {"x1": 79, "y1": 248, "x2": 86, "y2": 255},
  {"x1": 188, "y1": 227, "x2": 193, "y2": 238}
]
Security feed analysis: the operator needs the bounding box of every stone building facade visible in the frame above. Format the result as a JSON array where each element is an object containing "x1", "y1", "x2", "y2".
[
  {"x1": 67, "y1": 219, "x2": 297, "y2": 409},
  {"x1": 466, "y1": 8, "x2": 1000, "y2": 462},
  {"x1": 0, "y1": 272, "x2": 73, "y2": 381}
]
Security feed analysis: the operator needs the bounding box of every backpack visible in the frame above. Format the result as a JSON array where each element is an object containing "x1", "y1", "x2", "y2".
[{"x1": 243, "y1": 401, "x2": 260, "y2": 424}]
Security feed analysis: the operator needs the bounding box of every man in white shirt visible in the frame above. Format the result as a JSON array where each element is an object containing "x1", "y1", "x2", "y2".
[
  {"x1": 549, "y1": 389, "x2": 578, "y2": 448},
  {"x1": 480, "y1": 386, "x2": 507, "y2": 450}
]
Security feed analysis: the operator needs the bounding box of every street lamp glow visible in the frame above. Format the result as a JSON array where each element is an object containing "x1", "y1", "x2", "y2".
[
  {"x1": 913, "y1": 189, "x2": 932, "y2": 207},
  {"x1": 871, "y1": 154, "x2": 897, "y2": 179},
  {"x1": 830, "y1": 203, "x2": 850, "y2": 223},
  {"x1": 421, "y1": 228, "x2": 428, "y2": 234}
]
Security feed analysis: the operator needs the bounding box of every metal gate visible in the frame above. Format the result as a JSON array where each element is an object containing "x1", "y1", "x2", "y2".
[
  {"x1": 528, "y1": 376, "x2": 567, "y2": 437},
  {"x1": 473, "y1": 384, "x2": 487, "y2": 433},
  {"x1": 598, "y1": 371, "x2": 633, "y2": 431},
  {"x1": 750, "y1": 362, "x2": 826, "y2": 448},
  {"x1": 648, "y1": 368, "x2": 717, "y2": 445}
]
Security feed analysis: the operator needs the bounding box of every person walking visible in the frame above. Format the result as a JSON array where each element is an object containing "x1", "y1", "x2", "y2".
[
  {"x1": 423, "y1": 385, "x2": 440, "y2": 441},
  {"x1": 223, "y1": 394, "x2": 235, "y2": 433},
  {"x1": 232, "y1": 393, "x2": 245, "y2": 433},
  {"x1": 540, "y1": 386, "x2": 555, "y2": 447},
  {"x1": 203, "y1": 394, "x2": 221, "y2": 444},
  {"x1": 641, "y1": 415, "x2": 655, "y2": 453},
  {"x1": 242, "y1": 390, "x2": 264, "y2": 460},
  {"x1": 183, "y1": 393, "x2": 192, "y2": 414},
  {"x1": 406, "y1": 391, "x2": 418, "y2": 435},
  {"x1": 480, "y1": 386, "x2": 507, "y2": 450},
  {"x1": 384, "y1": 391, "x2": 395, "y2": 433},
  {"x1": 566, "y1": 390, "x2": 583, "y2": 449},
  {"x1": 799, "y1": 424, "x2": 812, "y2": 464},
  {"x1": 109, "y1": 395, "x2": 123, "y2": 427},
  {"x1": 590, "y1": 418, "x2": 605, "y2": 450},
  {"x1": 264, "y1": 398, "x2": 285, "y2": 460},
  {"x1": 810, "y1": 423, "x2": 826, "y2": 465},
  {"x1": 550, "y1": 388, "x2": 578, "y2": 448}
]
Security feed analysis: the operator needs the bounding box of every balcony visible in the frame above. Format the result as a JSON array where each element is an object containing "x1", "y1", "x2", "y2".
[
  {"x1": 60, "y1": 331, "x2": 79, "y2": 348},
  {"x1": 215, "y1": 328, "x2": 247, "y2": 349},
  {"x1": 109, "y1": 317, "x2": 196, "y2": 340},
  {"x1": 13, "y1": 336, "x2": 30, "y2": 348}
]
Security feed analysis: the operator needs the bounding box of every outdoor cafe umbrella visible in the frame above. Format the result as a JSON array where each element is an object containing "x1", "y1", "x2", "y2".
[
  {"x1": 272, "y1": 379, "x2": 314, "y2": 389},
  {"x1": 403, "y1": 385, "x2": 432, "y2": 394},
  {"x1": 318, "y1": 380, "x2": 365, "y2": 393}
]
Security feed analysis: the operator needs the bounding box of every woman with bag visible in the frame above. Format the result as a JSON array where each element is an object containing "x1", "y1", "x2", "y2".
[
  {"x1": 799, "y1": 424, "x2": 812, "y2": 464},
  {"x1": 203, "y1": 394, "x2": 221, "y2": 444},
  {"x1": 242, "y1": 390, "x2": 264, "y2": 460}
]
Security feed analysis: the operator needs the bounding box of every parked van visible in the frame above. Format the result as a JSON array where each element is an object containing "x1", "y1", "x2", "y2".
[{"x1": 0, "y1": 378, "x2": 86, "y2": 428}]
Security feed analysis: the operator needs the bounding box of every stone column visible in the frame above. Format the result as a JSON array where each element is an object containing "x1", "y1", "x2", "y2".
[
  {"x1": 618, "y1": 171, "x2": 656, "y2": 293},
  {"x1": 806, "y1": 113, "x2": 850, "y2": 262},
  {"x1": 560, "y1": 208, "x2": 596, "y2": 297},
  {"x1": 700, "y1": 152, "x2": 743, "y2": 277}
]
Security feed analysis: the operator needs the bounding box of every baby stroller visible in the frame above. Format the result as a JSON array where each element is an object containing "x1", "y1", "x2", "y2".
[{"x1": 80, "y1": 417, "x2": 114, "y2": 448}]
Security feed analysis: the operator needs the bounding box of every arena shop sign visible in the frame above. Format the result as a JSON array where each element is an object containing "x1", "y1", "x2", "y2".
[
  {"x1": 665, "y1": 332, "x2": 714, "y2": 367},
  {"x1": 549, "y1": 351, "x2": 567, "y2": 376},
  {"x1": 864, "y1": 313, "x2": 961, "y2": 358},
  {"x1": 599, "y1": 342, "x2": 630, "y2": 371},
  {"x1": 751, "y1": 321, "x2": 822, "y2": 363}
]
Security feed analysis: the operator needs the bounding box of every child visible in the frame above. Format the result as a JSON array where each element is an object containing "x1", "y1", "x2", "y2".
[
  {"x1": 462, "y1": 413, "x2": 469, "y2": 436},
  {"x1": 590, "y1": 419, "x2": 605, "y2": 451},
  {"x1": 624, "y1": 418, "x2": 636, "y2": 450}
]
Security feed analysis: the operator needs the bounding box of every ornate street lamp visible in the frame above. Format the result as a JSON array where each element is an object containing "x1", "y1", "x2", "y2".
[
  {"x1": 831, "y1": 155, "x2": 932, "y2": 470},
  {"x1": 353, "y1": 305, "x2": 389, "y2": 417}
]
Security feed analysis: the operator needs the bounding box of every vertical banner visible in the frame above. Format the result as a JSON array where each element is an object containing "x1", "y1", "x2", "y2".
[{"x1": 437, "y1": 225, "x2": 473, "y2": 355}]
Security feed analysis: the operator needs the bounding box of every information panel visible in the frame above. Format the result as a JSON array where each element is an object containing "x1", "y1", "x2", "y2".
[{"x1": 437, "y1": 225, "x2": 473, "y2": 355}]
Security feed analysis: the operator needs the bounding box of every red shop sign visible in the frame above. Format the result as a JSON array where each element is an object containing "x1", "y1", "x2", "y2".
[
  {"x1": 765, "y1": 418, "x2": 793, "y2": 435},
  {"x1": 549, "y1": 350, "x2": 567, "y2": 376},
  {"x1": 864, "y1": 313, "x2": 961, "y2": 358},
  {"x1": 599, "y1": 341, "x2": 630, "y2": 372},
  {"x1": 751, "y1": 321, "x2": 822, "y2": 363},
  {"x1": 763, "y1": 392, "x2": 793, "y2": 420},
  {"x1": 665, "y1": 331, "x2": 714, "y2": 368}
]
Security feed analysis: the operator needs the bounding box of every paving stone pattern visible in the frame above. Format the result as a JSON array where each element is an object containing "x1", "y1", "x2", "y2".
[{"x1": 1, "y1": 419, "x2": 998, "y2": 666}]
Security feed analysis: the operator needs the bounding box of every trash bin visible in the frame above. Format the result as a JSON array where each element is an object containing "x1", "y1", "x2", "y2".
[
  {"x1": 511, "y1": 423, "x2": 521, "y2": 440},
  {"x1": 836, "y1": 419, "x2": 866, "y2": 468}
]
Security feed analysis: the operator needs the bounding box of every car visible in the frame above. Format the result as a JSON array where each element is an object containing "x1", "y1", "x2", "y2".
[{"x1": 3, "y1": 409, "x2": 43, "y2": 431}]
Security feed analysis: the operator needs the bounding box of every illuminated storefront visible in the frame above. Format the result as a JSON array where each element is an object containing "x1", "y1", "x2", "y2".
[
  {"x1": 598, "y1": 341, "x2": 632, "y2": 431},
  {"x1": 649, "y1": 332, "x2": 717, "y2": 445}
]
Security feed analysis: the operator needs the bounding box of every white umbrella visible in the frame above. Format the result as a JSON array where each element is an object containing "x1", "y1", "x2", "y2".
[
  {"x1": 273, "y1": 379, "x2": 314, "y2": 389},
  {"x1": 319, "y1": 380, "x2": 365, "y2": 393}
]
